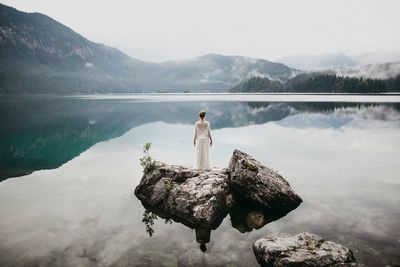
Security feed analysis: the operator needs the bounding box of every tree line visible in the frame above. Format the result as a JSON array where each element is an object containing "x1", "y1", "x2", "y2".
[{"x1": 229, "y1": 73, "x2": 400, "y2": 93}]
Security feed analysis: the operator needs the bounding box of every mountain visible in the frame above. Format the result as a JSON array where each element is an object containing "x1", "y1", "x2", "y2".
[
  {"x1": 0, "y1": 4, "x2": 295, "y2": 93},
  {"x1": 0, "y1": 3, "x2": 162, "y2": 93},
  {"x1": 276, "y1": 53, "x2": 358, "y2": 71},
  {"x1": 155, "y1": 53, "x2": 296, "y2": 92}
]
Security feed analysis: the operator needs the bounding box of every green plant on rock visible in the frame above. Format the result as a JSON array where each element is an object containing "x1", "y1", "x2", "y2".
[
  {"x1": 241, "y1": 159, "x2": 258, "y2": 172},
  {"x1": 140, "y1": 142, "x2": 155, "y2": 174},
  {"x1": 164, "y1": 178, "x2": 174, "y2": 193}
]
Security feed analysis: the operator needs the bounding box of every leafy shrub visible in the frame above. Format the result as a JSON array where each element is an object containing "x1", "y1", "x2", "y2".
[{"x1": 139, "y1": 142, "x2": 155, "y2": 174}]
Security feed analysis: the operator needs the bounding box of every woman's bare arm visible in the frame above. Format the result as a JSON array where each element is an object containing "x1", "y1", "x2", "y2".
[
  {"x1": 194, "y1": 126, "x2": 197, "y2": 146},
  {"x1": 208, "y1": 123, "x2": 212, "y2": 146}
]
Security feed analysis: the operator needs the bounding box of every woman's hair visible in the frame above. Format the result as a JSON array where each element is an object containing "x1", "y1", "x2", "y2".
[{"x1": 199, "y1": 110, "x2": 206, "y2": 119}]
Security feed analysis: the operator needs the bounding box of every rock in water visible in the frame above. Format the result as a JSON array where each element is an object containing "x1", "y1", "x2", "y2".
[
  {"x1": 228, "y1": 149, "x2": 302, "y2": 210},
  {"x1": 135, "y1": 150, "x2": 303, "y2": 230},
  {"x1": 253, "y1": 232, "x2": 356, "y2": 267},
  {"x1": 134, "y1": 161, "x2": 233, "y2": 228}
]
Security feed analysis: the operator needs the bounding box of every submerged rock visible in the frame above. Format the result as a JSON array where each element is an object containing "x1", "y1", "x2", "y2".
[
  {"x1": 253, "y1": 232, "x2": 356, "y2": 267},
  {"x1": 228, "y1": 149, "x2": 302, "y2": 210},
  {"x1": 229, "y1": 196, "x2": 293, "y2": 233},
  {"x1": 134, "y1": 161, "x2": 233, "y2": 228}
]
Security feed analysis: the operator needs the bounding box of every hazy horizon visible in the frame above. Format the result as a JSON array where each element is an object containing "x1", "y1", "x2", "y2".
[{"x1": 2, "y1": 0, "x2": 400, "y2": 63}]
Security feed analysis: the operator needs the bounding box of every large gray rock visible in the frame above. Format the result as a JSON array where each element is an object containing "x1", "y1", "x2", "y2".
[
  {"x1": 228, "y1": 149, "x2": 302, "y2": 210},
  {"x1": 253, "y1": 232, "x2": 357, "y2": 267},
  {"x1": 134, "y1": 161, "x2": 233, "y2": 228},
  {"x1": 135, "y1": 150, "x2": 303, "y2": 230}
]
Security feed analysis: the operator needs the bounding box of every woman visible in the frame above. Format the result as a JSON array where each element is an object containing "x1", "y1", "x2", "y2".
[{"x1": 193, "y1": 110, "x2": 212, "y2": 170}]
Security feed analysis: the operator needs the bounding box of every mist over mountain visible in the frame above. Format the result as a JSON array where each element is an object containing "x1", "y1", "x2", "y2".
[
  {"x1": 2, "y1": 3, "x2": 399, "y2": 94},
  {"x1": 276, "y1": 53, "x2": 358, "y2": 71},
  {"x1": 276, "y1": 52, "x2": 400, "y2": 76},
  {"x1": 0, "y1": 4, "x2": 295, "y2": 93},
  {"x1": 350, "y1": 53, "x2": 400, "y2": 66},
  {"x1": 335, "y1": 62, "x2": 400, "y2": 80},
  {"x1": 156, "y1": 53, "x2": 296, "y2": 92}
]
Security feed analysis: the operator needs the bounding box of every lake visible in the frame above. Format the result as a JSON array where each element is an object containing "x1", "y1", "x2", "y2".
[{"x1": 0, "y1": 94, "x2": 399, "y2": 266}]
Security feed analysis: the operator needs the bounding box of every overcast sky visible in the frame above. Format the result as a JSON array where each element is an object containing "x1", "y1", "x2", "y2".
[{"x1": 3, "y1": 0, "x2": 400, "y2": 62}]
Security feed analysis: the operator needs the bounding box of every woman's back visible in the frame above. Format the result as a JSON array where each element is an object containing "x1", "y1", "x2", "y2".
[
  {"x1": 194, "y1": 119, "x2": 211, "y2": 170},
  {"x1": 195, "y1": 121, "x2": 210, "y2": 139}
]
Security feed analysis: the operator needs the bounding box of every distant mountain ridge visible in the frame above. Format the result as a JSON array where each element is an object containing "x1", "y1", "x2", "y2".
[
  {"x1": 156, "y1": 53, "x2": 297, "y2": 91},
  {"x1": 0, "y1": 4, "x2": 295, "y2": 93},
  {"x1": 276, "y1": 53, "x2": 358, "y2": 71}
]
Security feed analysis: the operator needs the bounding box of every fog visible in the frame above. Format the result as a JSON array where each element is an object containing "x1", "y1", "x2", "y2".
[
  {"x1": 2, "y1": 0, "x2": 400, "y2": 62},
  {"x1": 336, "y1": 62, "x2": 400, "y2": 79}
]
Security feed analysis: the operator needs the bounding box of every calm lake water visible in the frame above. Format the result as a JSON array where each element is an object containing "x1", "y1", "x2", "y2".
[{"x1": 0, "y1": 94, "x2": 399, "y2": 266}]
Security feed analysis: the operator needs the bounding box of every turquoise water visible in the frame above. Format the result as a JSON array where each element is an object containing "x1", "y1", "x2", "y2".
[{"x1": 0, "y1": 95, "x2": 399, "y2": 266}]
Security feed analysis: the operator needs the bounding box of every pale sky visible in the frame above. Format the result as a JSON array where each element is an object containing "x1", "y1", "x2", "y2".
[{"x1": 2, "y1": 0, "x2": 400, "y2": 62}]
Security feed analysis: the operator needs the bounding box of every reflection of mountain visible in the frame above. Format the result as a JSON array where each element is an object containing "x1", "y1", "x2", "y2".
[{"x1": 1, "y1": 96, "x2": 399, "y2": 180}]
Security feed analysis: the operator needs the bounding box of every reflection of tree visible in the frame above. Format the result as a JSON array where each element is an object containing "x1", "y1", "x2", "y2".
[
  {"x1": 139, "y1": 206, "x2": 214, "y2": 252},
  {"x1": 142, "y1": 210, "x2": 158, "y2": 237},
  {"x1": 141, "y1": 209, "x2": 174, "y2": 237}
]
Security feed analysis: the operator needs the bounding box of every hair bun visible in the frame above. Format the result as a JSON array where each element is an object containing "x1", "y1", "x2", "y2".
[{"x1": 199, "y1": 110, "x2": 206, "y2": 118}]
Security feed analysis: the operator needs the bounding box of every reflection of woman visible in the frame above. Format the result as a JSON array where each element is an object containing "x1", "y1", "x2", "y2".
[{"x1": 193, "y1": 110, "x2": 212, "y2": 170}]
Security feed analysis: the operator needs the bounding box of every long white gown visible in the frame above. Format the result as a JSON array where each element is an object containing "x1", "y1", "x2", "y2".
[{"x1": 194, "y1": 120, "x2": 211, "y2": 170}]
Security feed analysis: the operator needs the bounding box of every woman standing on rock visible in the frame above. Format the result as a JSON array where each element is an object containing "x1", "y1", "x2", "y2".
[{"x1": 194, "y1": 110, "x2": 212, "y2": 170}]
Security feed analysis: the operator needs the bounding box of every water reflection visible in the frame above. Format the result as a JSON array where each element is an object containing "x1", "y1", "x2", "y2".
[
  {"x1": 1, "y1": 95, "x2": 399, "y2": 180},
  {"x1": 0, "y1": 108, "x2": 399, "y2": 266},
  {"x1": 141, "y1": 206, "x2": 220, "y2": 252},
  {"x1": 141, "y1": 195, "x2": 293, "y2": 252}
]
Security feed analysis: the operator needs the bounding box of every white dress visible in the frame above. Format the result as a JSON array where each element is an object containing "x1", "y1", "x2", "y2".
[{"x1": 194, "y1": 120, "x2": 211, "y2": 170}]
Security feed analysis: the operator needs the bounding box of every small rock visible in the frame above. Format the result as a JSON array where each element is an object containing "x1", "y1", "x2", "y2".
[
  {"x1": 245, "y1": 211, "x2": 265, "y2": 230},
  {"x1": 253, "y1": 232, "x2": 357, "y2": 267}
]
